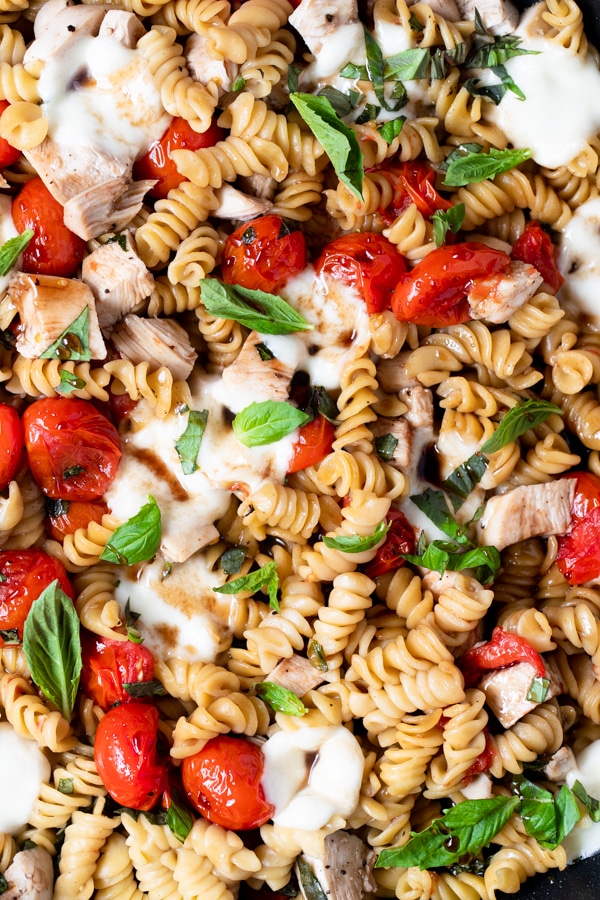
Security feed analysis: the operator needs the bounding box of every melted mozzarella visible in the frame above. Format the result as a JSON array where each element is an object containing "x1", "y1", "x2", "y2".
[
  {"x1": 302, "y1": 23, "x2": 366, "y2": 81},
  {"x1": 261, "y1": 725, "x2": 364, "y2": 830},
  {"x1": 558, "y1": 197, "x2": 600, "y2": 323},
  {"x1": 0, "y1": 722, "x2": 51, "y2": 833},
  {"x1": 0, "y1": 195, "x2": 20, "y2": 295},
  {"x1": 564, "y1": 740, "x2": 600, "y2": 862}
]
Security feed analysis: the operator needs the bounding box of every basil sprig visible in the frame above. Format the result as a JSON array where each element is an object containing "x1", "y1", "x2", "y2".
[
  {"x1": 323, "y1": 520, "x2": 390, "y2": 553},
  {"x1": 23, "y1": 579, "x2": 82, "y2": 720},
  {"x1": 0, "y1": 229, "x2": 33, "y2": 276},
  {"x1": 572, "y1": 780, "x2": 600, "y2": 822},
  {"x1": 233, "y1": 400, "x2": 309, "y2": 448},
  {"x1": 256, "y1": 681, "x2": 307, "y2": 716},
  {"x1": 513, "y1": 776, "x2": 580, "y2": 849},
  {"x1": 465, "y1": 17, "x2": 539, "y2": 69},
  {"x1": 40, "y1": 306, "x2": 91, "y2": 362},
  {"x1": 443, "y1": 146, "x2": 532, "y2": 187},
  {"x1": 175, "y1": 409, "x2": 208, "y2": 475},
  {"x1": 100, "y1": 496, "x2": 162, "y2": 565},
  {"x1": 214, "y1": 560, "x2": 280, "y2": 610},
  {"x1": 56, "y1": 370, "x2": 87, "y2": 395},
  {"x1": 432, "y1": 204, "x2": 465, "y2": 247},
  {"x1": 200, "y1": 278, "x2": 312, "y2": 335}
]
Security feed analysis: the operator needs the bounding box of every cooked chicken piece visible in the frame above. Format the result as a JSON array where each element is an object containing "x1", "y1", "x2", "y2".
[
  {"x1": 369, "y1": 416, "x2": 412, "y2": 470},
  {"x1": 63, "y1": 178, "x2": 156, "y2": 241},
  {"x1": 408, "y1": 0, "x2": 460, "y2": 19},
  {"x1": 162, "y1": 522, "x2": 221, "y2": 563},
  {"x1": 111, "y1": 315, "x2": 197, "y2": 381},
  {"x1": 24, "y1": 1, "x2": 106, "y2": 64},
  {"x1": 399, "y1": 384, "x2": 434, "y2": 430},
  {"x1": 82, "y1": 233, "x2": 155, "y2": 332},
  {"x1": 543, "y1": 746, "x2": 576, "y2": 783},
  {"x1": 461, "y1": 773, "x2": 494, "y2": 800},
  {"x1": 297, "y1": 834, "x2": 376, "y2": 900},
  {"x1": 3, "y1": 847, "x2": 54, "y2": 900},
  {"x1": 24, "y1": 141, "x2": 130, "y2": 208},
  {"x1": 214, "y1": 184, "x2": 272, "y2": 220},
  {"x1": 237, "y1": 174, "x2": 278, "y2": 202},
  {"x1": 476, "y1": 480, "x2": 575, "y2": 551},
  {"x1": 186, "y1": 32, "x2": 239, "y2": 93},
  {"x1": 289, "y1": 0, "x2": 358, "y2": 55},
  {"x1": 454, "y1": 0, "x2": 519, "y2": 34},
  {"x1": 377, "y1": 351, "x2": 421, "y2": 393},
  {"x1": 468, "y1": 261, "x2": 543, "y2": 324},
  {"x1": 221, "y1": 331, "x2": 294, "y2": 403},
  {"x1": 9, "y1": 272, "x2": 106, "y2": 360},
  {"x1": 99, "y1": 10, "x2": 145, "y2": 48},
  {"x1": 268, "y1": 654, "x2": 326, "y2": 696},
  {"x1": 480, "y1": 656, "x2": 562, "y2": 728}
]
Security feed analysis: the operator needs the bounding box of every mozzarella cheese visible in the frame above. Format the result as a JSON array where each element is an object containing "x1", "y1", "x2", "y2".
[
  {"x1": 0, "y1": 722, "x2": 51, "y2": 833},
  {"x1": 558, "y1": 196, "x2": 600, "y2": 322},
  {"x1": 564, "y1": 739, "x2": 600, "y2": 862}
]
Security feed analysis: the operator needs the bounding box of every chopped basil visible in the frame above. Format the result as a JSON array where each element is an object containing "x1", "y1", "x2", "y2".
[
  {"x1": 379, "y1": 117, "x2": 406, "y2": 145},
  {"x1": 375, "y1": 433, "x2": 398, "y2": 461},
  {"x1": 63, "y1": 465, "x2": 85, "y2": 480},
  {"x1": 23, "y1": 579, "x2": 82, "y2": 720},
  {"x1": 256, "y1": 342, "x2": 274, "y2": 361},
  {"x1": 317, "y1": 85, "x2": 355, "y2": 118},
  {"x1": 106, "y1": 233, "x2": 128, "y2": 251},
  {"x1": 166, "y1": 797, "x2": 193, "y2": 843},
  {"x1": 40, "y1": 306, "x2": 91, "y2": 362},
  {"x1": 232, "y1": 400, "x2": 310, "y2": 448},
  {"x1": 0, "y1": 874, "x2": 7, "y2": 894},
  {"x1": 527, "y1": 676, "x2": 549, "y2": 703},
  {"x1": 440, "y1": 142, "x2": 483, "y2": 172},
  {"x1": 465, "y1": 65, "x2": 526, "y2": 105},
  {"x1": 241, "y1": 226, "x2": 256, "y2": 245},
  {"x1": 0, "y1": 628, "x2": 19, "y2": 644},
  {"x1": 355, "y1": 102, "x2": 380, "y2": 124},
  {"x1": 232, "y1": 74, "x2": 246, "y2": 91},
  {"x1": 465, "y1": 29, "x2": 539, "y2": 69},
  {"x1": 0, "y1": 573, "x2": 5, "y2": 583},
  {"x1": 322, "y1": 520, "x2": 390, "y2": 553},
  {"x1": 308, "y1": 639, "x2": 328, "y2": 672},
  {"x1": 474, "y1": 8, "x2": 489, "y2": 35},
  {"x1": 409, "y1": 11, "x2": 424, "y2": 31},
  {"x1": 443, "y1": 452, "x2": 488, "y2": 504},
  {"x1": 256, "y1": 681, "x2": 307, "y2": 716},
  {"x1": 443, "y1": 146, "x2": 532, "y2": 187},
  {"x1": 162, "y1": 561, "x2": 172, "y2": 580},
  {"x1": 100, "y1": 496, "x2": 161, "y2": 565},
  {"x1": 175, "y1": 409, "x2": 208, "y2": 475},
  {"x1": 432, "y1": 204, "x2": 465, "y2": 247},
  {"x1": 480, "y1": 399, "x2": 563, "y2": 454},
  {"x1": 46, "y1": 498, "x2": 70, "y2": 518},
  {"x1": 58, "y1": 778, "x2": 74, "y2": 794},
  {"x1": 0, "y1": 229, "x2": 34, "y2": 276},
  {"x1": 513, "y1": 776, "x2": 580, "y2": 849},
  {"x1": 403, "y1": 535, "x2": 500, "y2": 584},
  {"x1": 572, "y1": 780, "x2": 600, "y2": 822},
  {"x1": 297, "y1": 858, "x2": 327, "y2": 900},
  {"x1": 214, "y1": 560, "x2": 280, "y2": 611},
  {"x1": 125, "y1": 599, "x2": 143, "y2": 644},
  {"x1": 200, "y1": 278, "x2": 313, "y2": 335},
  {"x1": 364, "y1": 27, "x2": 388, "y2": 110},
  {"x1": 123, "y1": 679, "x2": 166, "y2": 698},
  {"x1": 340, "y1": 62, "x2": 369, "y2": 80},
  {"x1": 384, "y1": 48, "x2": 430, "y2": 81},
  {"x1": 220, "y1": 546, "x2": 247, "y2": 575},
  {"x1": 288, "y1": 66, "x2": 300, "y2": 94},
  {"x1": 411, "y1": 487, "x2": 471, "y2": 544},
  {"x1": 56, "y1": 370, "x2": 87, "y2": 395},
  {"x1": 299, "y1": 385, "x2": 339, "y2": 424}
]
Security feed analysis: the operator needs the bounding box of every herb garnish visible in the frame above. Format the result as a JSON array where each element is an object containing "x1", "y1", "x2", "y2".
[
  {"x1": 175, "y1": 409, "x2": 208, "y2": 475},
  {"x1": 0, "y1": 229, "x2": 33, "y2": 276},
  {"x1": 200, "y1": 278, "x2": 313, "y2": 335},
  {"x1": 100, "y1": 496, "x2": 161, "y2": 565},
  {"x1": 256, "y1": 681, "x2": 307, "y2": 716},
  {"x1": 232, "y1": 401, "x2": 310, "y2": 448},
  {"x1": 214, "y1": 560, "x2": 280, "y2": 611},
  {"x1": 40, "y1": 306, "x2": 91, "y2": 362},
  {"x1": 322, "y1": 520, "x2": 390, "y2": 553}
]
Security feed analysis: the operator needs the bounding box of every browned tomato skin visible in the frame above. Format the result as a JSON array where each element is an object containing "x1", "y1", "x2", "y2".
[
  {"x1": 222, "y1": 215, "x2": 307, "y2": 294},
  {"x1": 81, "y1": 632, "x2": 155, "y2": 710},
  {"x1": 12, "y1": 178, "x2": 86, "y2": 278},
  {"x1": 0, "y1": 404, "x2": 23, "y2": 491},
  {"x1": 0, "y1": 549, "x2": 74, "y2": 646},
  {"x1": 0, "y1": 101, "x2": 21, "y2": 167}
]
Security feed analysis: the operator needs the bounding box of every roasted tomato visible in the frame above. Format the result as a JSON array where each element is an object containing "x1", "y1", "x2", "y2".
[
  {"x1": 365, "y1": 509, "x2": 415, "y2": 578},
  {"x1": 0, "y1": 101, "x2": 21, "y2": 167},
  {"x1": 511, "y1": 221, "x2": 564, "y2": 293},
  {"x1": 222, "y1": 215, "x2": 307, "y2": 294},
  {"x1": 385, "y1": 160, "x2": 453, "y2": 220},
  {"x1": 182, "y1": 734, "x2": 274, "y2": 830},
  {"x1": 12, "y1": 177, "x2": 86, "y2": 278},
  {"x1": 23, "y1": 398, "x2": 121, "y2": 501},
  {"x1": 315, "y1": 232, "x2": 407, "y2": 314},
  {"x1": 556, "y1": 472, "x2": 600, "y2": 585},
  {"x1": 391, "y1": 242, "x2": 511, "y2": 327},
  {"x1": 0, "y1": 404, "x2": 23, "y2": 492},
  {"x1": 459, "y1": 627, "x2": 545, "y2": 688},
  {"x1": 0, "y1": 549, "x2": 74, "y2": 646},
  {"x1": 464, "y1": 730, "x2": 496, "y2": 782},
  {"x1": 133, "y1": 115, "x2": 224, "y2": 200},
  {"x1": 46, "y1": 499, "x2": 109, "y2": 543},
  {"x1": 287, "y1": 415, "x2": 335, "y2": 474},
  {"x1": 94, "y1": 702, "x2": 169, "y2": 811},
  {"x1": 80, "y1": 632, "x2": 155, "y2": 711}
]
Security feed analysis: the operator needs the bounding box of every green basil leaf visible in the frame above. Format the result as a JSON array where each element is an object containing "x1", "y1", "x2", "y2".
[
  {"x1": 175, "y1": 409, "x2": 208, "y2": 475},
  {"x1": 520, "y1": 795, "x2": 558, "y2": 846},
  {"x1": 200, "y1": 278, "x2": 312, "y2": 335},
  {"x1": 255, "y1": 342, "x2": 275, "y2": 361},
  {"x1": 340, "y1": 62, "x2": 369, "y2": 80},
  {"x1": 554, "y1": 784, "x2": 581, "y2": 846},
  {"x1": 162, "y1": 561, "x2": 172, "y2": 580},
  {"x1": 125, "y1": 599, "x2": 143, "y2": 644},
  {"x1": 256, "y1": 681, "x2": 307, "y2": 716},
  {"x1": 384, "y1": 48, "x2": 430, "y2": 81},
  {"x1": 40, "y1": 306, "x2": 91, "y2": 362},
  {"x1": 166, "y1": 799, "x2": 193, "y2": 843},
  {"x1": 297, "y1": 858, "x2": 327, "y2": 900},
  {"x1": 0, "y1": 229, "x2": 34, "y2": 277},
  {"x1": 299, "y1": 385, "x2": 339, "y2": 425},
  {"x1": 474, "y1": 8, "x2": 489, "y2": 35},
  {"x1": 527, "y1": 676, "x2": 549, "y2": 703},
  {"x1": 56, "y1": 369, "x2": 87, "y2": 395},
  {"x1": 432, "y1": 204, "x2": 465, "y2": 247},
  {"x1": 443, "y1": 452, "x2": 488, "y2": 503},
  {"x1": 58, "y1": 777, "x2": 74, "y2": 794},
  {"x1": 572, "y1": 780, "x2": 600, "y2": 823},
  {"x1": 233, "y1": 400, "x2": 310, "y2": 448},
  {"x1": 410, "y1": 487, "x2": 471, "y2": 544},
  {"x1": 0, "y1": 628, "x2": 19, "y2": 644},
  {"x1": 232, "y1": 74, "x2": 246, "y2": 91},
  {"x1": 379, "y1": 117, "x2": 406, "y2": 145},
  {"x1": 63, "y1": 465, "x2": 85, "y2": 480},
  {"x1": 465, "y1": 33, "x2": 540, "y2": 69},
  {"x1": 46, "y1": 498, "x2": 70, "y2": 518},
  {"x1": 317, "y1": 86, "x2": 354, "y2": 117},
  {"x1": 375, "y1": 433, "x2": 398, "y2": 461},
  {"x1": 513, "y1": 775, "x2": 553, "y2": 802},
  {"x1": 403, "y1": 540, "x2": 500, "y2": 584},
  {"x1": 376, "y1": 796, "x2": 519, "y2": 869},
  {"x1": 308, "y1": 638, "x2": 328, "y2": 672},
  {"x1": 220, "y1": 546, "x2": 247, "y2": 575},
  {"x1": 355, "y1": 102, "x2": 379, "y2": 124},
  {"x1": 480, "y1": 399, "x2": 563, "y2": 454},
  {"x1": 443, "y1": 146, "x2": 532, "y2": 187},
  {"x1": 363, "y1": 27, "x2": 388, "y2": 110},
  {"x1": 123, "y1": 679, "x2": 166, "y2": 698},
  {"x1": 290, "y1": 93, "x2": 364, "y2": 200},
  {"x1": 409, "y1": 11, "x2": 424, "y2": 31},
  {"x1": 0, "y1": 873, "x2": 8, "y2": 894},
  {"x1": 23, "y1": 579, "x2": 82, "y2": 720},
  {"x1": 465, "y1": 63, "x2": 527, "y2": 105},
  {"x1": 214, "y1": 560, "x2": 280, "y2": 611},
  {"x1": 100, "y1": 496, "x2": 161, "y2": 565},
  {"x1": 288, "y1": 66, "x2": 300, "y2": 94},
  {"x1": 322, "y1": 520, "x2": 390, "y2": 553},
  {"x1": 106, "y1": 233, "x2": 128, "y2": 251},
  {"x1": 440, "y1": 142, "x2": 483, "y2": 172}
]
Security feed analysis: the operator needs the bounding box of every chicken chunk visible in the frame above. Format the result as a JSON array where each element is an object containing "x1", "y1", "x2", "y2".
[
  {"x1": 63, "y1": 177, "x2": 156, "y2": 242},
  {"x1": 214, "y1": 184, "x2": 272, "y2": 220},
  {"x1": 543, "y1": 746, "x2": 576, "y2": 783},
  {"x1": 220, "y1": 331, "x2": 294, "y2": 404},
  {"x1": 461, "y1": 773, "x2": 494, "y2": 800},
  {"x1": 377, "y1": 351, "x2": 421, "y2": 393},
  {"x1": 297, "y1": 834, "x2": 376, "y2": 900},
  {"x1": 289, "y1": 0, "x2": 358, "y2": 55},
  {"x1": 369, "y1": 416, "x2": 412, "y2": 469},
  {"x1": 454, "y1": 0, "x2": 519, "y2": 34},
  {"x1": 24, "y1": 140, "x2": 130, "y2": 208},
  {"x1": 24, "y1": 1, "x2": 105, "y2": 64},
  {"x1": 186, "y1": 32, "x2": 238, "y2": 93},
  {"x1": 399, "y1": 384, "x2": 434, "y2": 430},
  {"x1": 467, "y1": 261, "x2": 544, "y2": 324},
  {"x1": 3, "y1": 847, "x2": 54, "y2": 900},
  {"x1": 82, "y1": 233, "x2": 155, "y2": 332},
  {"x1": 9, "y1": 272, "x2": 106, "y2": 360},
  {"x1": 111, "y1": 315, "x2": 197, "y2": 382},
  {"x1": 237, "y1": 174, "x2": 278, "y2": 202},
  {"x1": 268, "y1": 654, "x2": 326, "y2": 696},
  {"x1": 476, "y1": 479, "x2": 575, "y2": 552},
  {"x1": 480, "y1": 656, "x2": 563, "y2": 729},
  {"x1": 98, "y1": 10, "x2": 145, "y2": 48}
]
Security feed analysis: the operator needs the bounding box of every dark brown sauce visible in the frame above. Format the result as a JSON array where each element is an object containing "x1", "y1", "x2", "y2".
[
  {"x1": 153, "y1": 622, "x2": 179, "y2": 651},
  {"x1": 128, "y1": 445, "x2": 189, "y2": 502},
  {"x1": 67, "y1": 66, "x2": 96, "y2": 91}
]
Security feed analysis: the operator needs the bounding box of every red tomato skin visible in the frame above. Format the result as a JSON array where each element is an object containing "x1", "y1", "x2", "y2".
[
  {"x1": 365, "y1": 510, "x2": 415, "y2": 578},
  {"x1": 0, "y1": 404, "x2": 23, "y2": 491},
  {"x1": 94, "y1": 703, "x2": 168, "y2": 810},
  {"x1": 557, "y1": 505, "x2": 600, "y2": 585},
  {"x1": 0, "y1": 101, "x2": 21, "y2": 167},
  {"x1": 182, "y1": 734, "x2": 274, "y2": 830},
  {"x1": 391, "y1": 242, "x2": 511, "y2": 327},
  {"x1": 459, "y1": 627, "x2": 545, "y2": 688},
  {"x1": 511, "y1": 221, "x2": 564, "y2": 293},
  {"x1": 12, "y1": 178, "x2": 86, "y2": 278},
  {"x1": 80, "y1": 632, "x2": 155, "y2": 710},
  {"x1": 315, "y1": 232, "x2": 407, "y2": 314},
  {"x1": 464, "y1": 729, "x2": 496, "y2": 782},
  {"x1": 384, "y1": 161, "x2": 452, "y2": 221},
  {"x1": 287, "y1": 415, "x2": 335, "y2": 474},
  {"x1": 560, "y1": 471, "x2": 600, "y2": 526},
  {"x1": 222, "y1": 216, "x2": 307, "y2": 294},
  {"x1": 0, "y1": 549, "x2": 74, "y2": 645},
  {"x1": 46, "y1": 499, "x2": 109, "y2": 542},
  {"x1": 23, "y1": 398, "x2": 121, "y2": 501},
  {"x1": 133, "y1": 116, "x2": 224, "y2": 200}
]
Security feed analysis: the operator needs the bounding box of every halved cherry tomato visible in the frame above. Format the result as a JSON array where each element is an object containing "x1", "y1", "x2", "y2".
[
  {"x1": 384, "y1": 160, "x2": 452, "y2": 221},
  {"x1": 182, "y1": 734, "x2": 274, "y2": 830},
  {"x1": 95, "y1": 702, "x2": 169, "y2": 810},
  {"x1": 0, "y1": 404, "x2": 23, "y2": 491},
  {"x1": 556, "y1": 472, "x2": 600, "y2": 585},
  {"x1": 108, "y1": 390, "x2": 138, "y2": 425},
  {"x1": 464, "y1": 729, "x2": 496, "y2": 782},
  {"x1": 315, "y1": 232, "x2": 407, "y2": 314},
  {"x1": 133, "y1": 115, "x2": 225, "y2": 200},
  {"x1": 391, "y1": 242, "x2": 511, "y2": 327},
  {"x1": 561, "y1": 471, "x2": 600, "y2": 526},
  {"x1": 80, "y1": 632, "x2": 155, "y2": 711},
  {"x1": 0, "y1": 549, "x2": 74, "y2": 646},
  {"x1": 12, "y1": 177, "x2": 86, "y2": 278},
  {"x1": 0, "y1": 101, "x2": 21, "y2": 167},
  {"x1": 364, "y1": 509, "x2": 415, "y2": 578},
  {"x1": 23, "y1": 398, "x2": 121, "y2": 501},
  {"x1": 459, "y1": 626, "x2": 545, "y2": 688},
  {"x1": 511, "y1": 221, "x2": 564, "y2": 293},
  {"x1": 287, "y1": 415, "x2": 335, "y2": 474},
  {"x1": 222, "y1": 215, "x2": 307, "y2": 294},
  {"x1": 46, "y1": 499, "x2": 109, "y2": 543}
]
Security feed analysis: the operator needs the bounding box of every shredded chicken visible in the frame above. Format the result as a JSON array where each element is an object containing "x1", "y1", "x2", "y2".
[
  {"x1": 214, "y1": 184, "x2": 273, "y2": 220},
  {"x1": 3, "y1": 847, "x2": 54, "y2": 900},
  {"x1": 82, "y1": 233, "x2": 155, "y2": 332},
  {"x1": 543, "y1": 746, "x2": 576, "y2": 783},
  {"x1": 297, "y1": 834, "x2": 376, "y2": 900},
  {"x1": 476, "y1": 480, "x2": 575, "y2": 552},
  {"x1": 377, "y1": 351, "x2": 421, "y2": 393},
  {"x1": 399, "y1": 384, "x2": 434, "y2": 430},
  {"x1": 289, "y1": 0, "x2": 358, "y2": 55},
  {"x1": 63, "y1": 178, "x2": 156, "y2": 242},
  {"x1": 480, "y1": 656, "x2": 563, "y2": 728},
  {"x1": 220, "y1": 331, "x2": 294, "y2": 403},
  {"x1": 110, "y1": 315, "x2": 197, "y2": 381},
  {"x1": 237, "y1": 174, "x2": 278, "y2": 202},
  {"x1": 468, "y1": 261, "x2": 544, "y2": 324}
]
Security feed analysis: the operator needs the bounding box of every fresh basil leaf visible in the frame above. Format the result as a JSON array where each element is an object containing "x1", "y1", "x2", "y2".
[
  {"x1": 220, "y1": 546, "x2": 247, "y2": 575},
  {"x1": 409, "y1": 11, "x2": 424, "y2": 31},
  {"x1": 0, "y1": 873, "x2": 8, "y2": 894},
  {"x1": 390, "y1": 81, "x2": 408, "y2": 104},
  {"x1": 40, "y1": 306, "x2": 91, "y2": 362},
  {"x1": 340, "y1": 62, "x2": 369, "y2": 80},
  {"x1": 554, "y1": 784, "x2": 581, "y2": 846},
  {"x1": 23, "y1": 579, "x2": 82, "y2": 720},
  {"x1": 0, "y1": 628, "x2": 19, "y2": 644},
  {"x1": 465, "y1": 63, "x2": 526, "y2": 105},
  {"x1": 175, "y1": 409, "x2": 208, "y2": 476},
  {"x1": 322, "y1": 520, "x2": 390, "y2": 553},
  {"x1": 514, "y1": 777, "x2": 580, "y2": 849},
  {"x1": 410, "y1": 487, "x2": 471, "y2": 543},
  {"x1": 480, "y1": 399, "x2": 563, "y2": 454},
  {"x1": 384, "y1": 48, "x2": 430, "y2": 81},
  {"x1": 430, "y1": 48, "x2": 450, "y2": 80},
  {"x1": 214, "y1": 560, "x2": 280, "y2": 611},
  {"x1": 255, "y1": 342, "x2": 274, "y2": 362},
  {"x1": 290, "y1": 93, "x2": 364, "y2": 199},
  {"x1": 474, "y1": 8, "x2": 489, "y2": 35},
  {"x1": 0, "y1": 229, "x2": 34, "y2": 276},
  {"x1": 443, "y1": 452, "x2": 488, "y2": 503},
  {"x1": 363, "y1": 27, "x2": 388, "y2": 110},
  {"x1": 403, "y1": 540, "x2": 501, "y2": 584},
  {"x1": 299, "y1": 385, "x2": 339, "y2": 425},
  {"x1": 63, "y1": 465, "x2": 85, "y2": 480},
  {"x1": 355, "y1": 102, "x2": 379, "y2": 124},
  {"x1": 379, "y1": 117, "x2": 406, "y2": 145},
  {"x1": 161, "y1": 561, "x2": 172, "y2": 580},
  {"x1": 440, "y1": 142, "x2": 483, "y2": 172},
  {"x1": 278, "y1": 875, "x2": 300, "y2": 897},
  {"x1": 572, "y1": 780, "x2": 600, "y2": 823},
  {"x1": 527, "y1": 676, "x2": 549, "y2": 703},
  {"x1": 520, "y1": 793, "x2": 557, "y2": 847},
  {"x1": 288, "y1": 66, "x2": 300, "y2": 94},
  {"x1": 465, "y1": 33, "x2": 539, "y2": 69},
  {"x1": 376, "y1": 796, "x2": 519, "y2": 869},
  {"x1": 232, "y1": 74, "x2": 246, "y2": 91},
  {"x1": 123, "y1": 679, "x2": 166, "y2": 698},
  {"x1": 317, "y1": 86, "x2": 354, "y2": 117},
  {"x1": 308, "y1": 638, "x2": 328, "y2": 672},
  {"x1": 125, "y1": 599, "x2": 143, "y2": 644},
  {"x1": 56, "y1": 369, "x2": 87, "y2": 395},
  {"x1": 166, "y1": 798, "x2": 193, "y2": 843},
  {"x1": 58, "y1": 777, "x2": 74, "y2": 794},
  {"x1": 100, "y1": 496, "x2": 161, "y2": 565},
  {"x1": 447, "y1": 43, "x2": 467, "y2": 66},
  {"x1": 375, "y1": 433, "x2": 398, "y2": 462},
  {"x1": 233, "y1": 400, "x2": 309, "y2": 448},
  {"x1": 348, "y1": 88, "x2": 361, "y2": 106},
  {"x1": 297, "y1": 858, "x2": 327, "y2": 900},
  {"x1": 432, "y1": 204, "x2": 465, "y2": 247},
  {"x1": 256, "y1": 681, "x2": 307, "y2": 716},
  {"x1": 200, "y1": 278, "x2": 312, "y2": 335},
  {"x1": 443, "y1": 146, "x2": 532, "y2": 187},
  {"x1": 106, "y1": 233, "x2": 128, "y2": 251}
]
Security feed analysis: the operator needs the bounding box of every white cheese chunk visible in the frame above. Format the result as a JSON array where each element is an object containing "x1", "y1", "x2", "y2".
[
  {"x1": 0, "y1": 722, "x2": 51, "y2": 834},
  {"x1": 558, "y1": 196, "x2": 600, "y2": 323},
  {"x1": 564, "y1": 739, "x2": 600, "y2": 862}
]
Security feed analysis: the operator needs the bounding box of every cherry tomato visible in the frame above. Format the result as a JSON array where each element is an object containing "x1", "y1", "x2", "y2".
[
  {"x1": 459, "y1": 627, "x2": 545, "y2": 688},
  {"x1": 12, "y1": 178, "x2": 86, "y2": 278},
  {"x1": 133, "y1": 116, "x2": 224, "y2": 200},
  {"x1": 0, "y1": 404, "x2": 23, "y2": 491},
  {"x1": 23, "y1": 398, "x2": 121, "y2": 501},
  {"x1": 511, "y1": 221, "x2": 564, "y2": 293},
  {"x1": 384, "y1": 161, "x2": 452, "y2": 220},
  {"x1": 0, "y1": 101, "x2": 21, "y2": 167},
  {"x1": 222, "y1": 215, "x2": 307, "y2": 294},
  {"x1": 561, "y1": 471, "x2": 600, "y2": 526},
  {"x1": 46, "y1": 499, "x2": 109, "y2": 543},
  {"x1": 94, "y1": 702, "x2": 168, "y2": 810},
  {"x1": 287, "y1": 415, "x2": 335, "y2": 474},
  {"x1": 557, "y1": 506, "x2": 600, "y2": 585},
  {"x1": 182, "y1": 734, "x2": 274, "y2": 830},
  {"x1": 464, "y1": 730, "x2": 496, "y2": 782},
  {"x1": 315, "y1": 232, "x2": 407, "y2": 314},
  {"x1": 391, "y1": 242, "x2": 511, "y2": 327},
  {"x1": 108, "y1": 390, "x2": 138, "y2": 425},
  {"x1": 0, "y1": 549, "x2": 74, "y2": 646},
  {"x1": 80, "y1": 632, "x2": 155, "y2": 710},
  {"x1": 364, "y1": 509, "x2": 415, "y2": 578}
]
